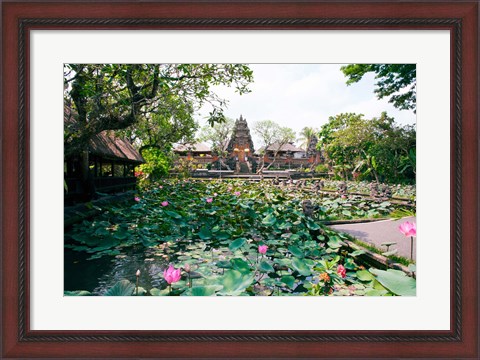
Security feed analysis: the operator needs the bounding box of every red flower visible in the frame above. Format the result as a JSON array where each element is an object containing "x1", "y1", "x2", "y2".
[{"x1": 337, "y1": 264, "x2": 346, "y2": 278}]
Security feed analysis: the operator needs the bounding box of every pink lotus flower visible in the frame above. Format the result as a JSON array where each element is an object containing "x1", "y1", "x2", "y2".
[
  {"x1": 161, "y1": 201, "x2": 169, "y2": 207},
  {"x1": 163, "y1": 265, "x2": 181, "y2": 284},
  {"x1": 337, "y1": 264, "x2": 346, "y2": 278},
  {"x1": 206, "y1": 198, "x2": 213, "y2": 203},
  {"x1": 159, "y1": 185, "x2": 163, "y2": 189},
  {"x1": 258, "y1": 245, "x2": 268, "y2": 254},
  {"x1": 234, "y1": 191, "x2": 241, "y2": 196},
  {"x1": 399, "y1": 221, "x2": 416, "y2": 237},
  {"x1": 134, "y1": 197, "x2": 140, "y2": 202}
]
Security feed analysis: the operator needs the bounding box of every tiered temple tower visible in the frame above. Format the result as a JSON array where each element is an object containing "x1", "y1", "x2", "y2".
[{"x1": 226, "y1": 115, "x2": 255, "y2": 163}]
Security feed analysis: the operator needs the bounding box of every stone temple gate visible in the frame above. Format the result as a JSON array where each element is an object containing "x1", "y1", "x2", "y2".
[{"x1": 226, "y1": 115, "x2": 256, "y2": 173}]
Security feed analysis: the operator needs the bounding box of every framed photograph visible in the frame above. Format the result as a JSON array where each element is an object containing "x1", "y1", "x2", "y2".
[{"x1": 1, "y1": 1, "x2": 478, "y2": 358}]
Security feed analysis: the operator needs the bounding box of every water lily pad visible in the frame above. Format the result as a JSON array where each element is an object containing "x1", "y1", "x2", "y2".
[
  {"x1": 230, "y1": 258, "x2": 251, "y2": 274},
  {"x1": 356, "y1": 270, "x2": 375, "y2": 281},
  {"x1": 306, "y1": 220, "x2": 321, "y2": 230},
  {"x1": 216, "y1": 270, "x2": 255, "y2": 296},
  {"x1": 262, "y1": 214, "x2": 277, "y2": 226},
  {"x1": 150, "y1": 287, "x2": 170, "y2": 296},
  {"x1": 216, "y1": 260, "x2": 232, "y2": 269},
  {"x1": 280, "y1": 275, "x2": 296, "y2": 289},
  {"x1": 182, "y1": 285, "x2": 222, "y2": 296},
  {"x1": 229, "y1": 237, "x2": 247, "y2": 251},
  {"x1": 64, "y1": 290, "x2": 91, "y2": 296},
  {"x1": 369, "y1": 268, "x2": 416, "y2": 296},
  {"x1": 290, "y1": 258, "x2": 311, "y2": 276},
  {"x1": 104, "y1": 280, "x2": 135, "y2": 296},
  {"x1": 288, "y1": 245, "x2": 304, "y2": 258},
  {"x1": 259, "y1": 260, "x2": 274, "y2": 273},
  {"x1": 198, "y1": 227, "x2": 212, "y2": 240},
  {"x1": 365, "y1": 289, "x2": 389, "y2": 296}
]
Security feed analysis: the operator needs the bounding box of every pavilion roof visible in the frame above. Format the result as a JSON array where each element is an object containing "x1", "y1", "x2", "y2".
[
  {"x1": 256, "y1": 142, "x2": 305, "y2": 154},
  {"x1": 174, "y1": 142, "x2": 212, "y2": 153},
  {"x1": 64, "y1": 103, "x2": 144, "y2": 163}
]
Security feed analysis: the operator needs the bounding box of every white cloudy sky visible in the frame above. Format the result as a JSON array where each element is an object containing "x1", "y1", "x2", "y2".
[{"x1": 195, "y1": 64, "x2": 416, "y2": 149}]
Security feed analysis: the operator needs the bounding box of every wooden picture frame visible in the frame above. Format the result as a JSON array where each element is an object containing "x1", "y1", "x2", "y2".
[{"x1": 1, "y1": 1, "x2": 478, "y2": 358}]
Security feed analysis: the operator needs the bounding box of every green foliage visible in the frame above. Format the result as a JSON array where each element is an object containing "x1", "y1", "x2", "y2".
[
  {"x1": 314, "y1": 164, "x2": 329, "y2": 173},
  {"x1": 136, "y1": 148, "x2": 171, "y2": 184},
  {"x1": 341, "y1": 64, "x2": 416, "y2": 112},
  {"x1": 64, "y1": 64, "x2": 253, "y2": 156},
  {"x1": 104, "y1": 280, "x2": 136, "y2": 296},
  {"x1": 253, "y1": 120, "x2": 296, "y2": 170},
  {"x1": 198, "y1": 117, "x2": 235, "y2": 156},
  {"x1": 318, "y1": 112, "x2": 416, "y2": 184},
  {"x1": 65, "y1": 179, "x2": 416, "y2": 296}
]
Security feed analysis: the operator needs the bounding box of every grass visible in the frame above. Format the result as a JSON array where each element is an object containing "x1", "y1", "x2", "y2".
[{"x1": 339, "y1": 232, "x2": 414, "y2": 267}]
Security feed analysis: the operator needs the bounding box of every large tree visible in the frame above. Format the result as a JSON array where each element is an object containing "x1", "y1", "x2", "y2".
[
  {"x1": 198, "y1": 117, "x2": 235, "y2": 157},
  {"x1": 64, "y1": 64, "x2": 253, "y2": 188},
  {"x1": 318, "y1": 112, "x2": 416, "y2": 183},
  {"x1": 253, "y1": 120, "x2": 296, "y2": 171},
  {"x1": 340, "y1": 64, "x2": 416, "y2": 112},
  {"x1": 64, "y1": 64, "x2": 253, "y2": 155}
]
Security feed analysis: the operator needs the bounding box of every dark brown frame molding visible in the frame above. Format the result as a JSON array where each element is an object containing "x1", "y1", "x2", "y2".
[{"x1": 1, "y1": 1, "x2": 478, "y2": 358}]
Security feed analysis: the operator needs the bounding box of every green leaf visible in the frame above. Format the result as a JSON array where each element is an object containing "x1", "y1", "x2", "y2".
[
  {"x1": 350, "y1": 249, "x2": 366, "y2": 257},
  {"x1": 288, "y1": 245, "x2": 304, "y2": 258},
  {"x1": 327, "y1": 237, "x2": 343, "y2": 249},
  {"x1": 64, "y1": 290, "x2": 91, "y2": 296},
  {"x1": 164, "y1": 210, "x2": 182, "y2": 219},
  {"x1": 290, "y1": 258, "x2": 311, "y2": 276},
  {"x1": 150, "y1": 287, "x2": 170, "y2": 296},
  {"x1": 230, "y1": 258, "x2": 251, "y2": 274},
  {"x1": 229, "y1": 237, "x2": 247, "y2": 251},
  {"x1": 113, "y1": 229, "x2": 129, "y2": 240},
  {"x1": 182, "y1": 285, "x2": 222, "y2": 296},
  {"x1": 215, "y1": 231, "x2": 231, "y2": 240},
  {"x1": 216, "y1": 270, "x2": 255, "y2": 296},
  {"x1": 94, "y1": 227, "x2": 110, "y2": 236},
  {"x1": 280, "y1": 275, "x2": 296, "y2": 289},
  {"x1": 365, "y1": 289, "x2": 389, "y2": 296},
  {"x1": 259, "y1": 261, "x2": 274, "y2": 273},
  {"x1": 369, "y1": 268, "x2": 416, "y2": 296},
  {"x1": 216, "y1": 260, "x2": 232, "y2": 269},
  {"x1": 104, "y1": 280, "x2": 135, "y2": 296},
  {"x1": 306, "y1": 220, "x2": 320, "y2": 230},
  {"x1": 133, "y1": 286, "x2": 147, "y2": 296},
  {"x1": 356, "y1": 269, "x2": 375, "y2": 281},
  {"x1": 198, "y1": 227, "x2": 212, "y2": 240},
  {"x1": 262, "y1": 214, "x2": 277, "y2": 226}
]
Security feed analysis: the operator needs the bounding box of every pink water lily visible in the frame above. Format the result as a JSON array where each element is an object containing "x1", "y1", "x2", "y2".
[
  {"x1": 134, "y1": 196, "x2": 140, "y2": 202},
  {"x1": 163, "y1": 265, "x2": 181, "y2": 284},
  {"x1": 234, "y1": 191, "x2": 241, "y2": 196},
  {"x1": 161, "y1": 201, "x2": 169, "y2": 207},
  {"x1": 399, "y1": 221, "x2": 416, "y2": 237},
  {"x1": 337, "y1": 264, "x2": 346, "y2": 279},
  {"x1": 258, "y1": 245, "x2": 268, "y2": 254},
  {"x1": 206, "y1": 198, "x2": 213, "y2": 203}
]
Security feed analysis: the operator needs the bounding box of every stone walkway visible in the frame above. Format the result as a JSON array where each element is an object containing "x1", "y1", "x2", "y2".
[{"x1": 330, "y1": 216, "x2": 416, "y2": 261}]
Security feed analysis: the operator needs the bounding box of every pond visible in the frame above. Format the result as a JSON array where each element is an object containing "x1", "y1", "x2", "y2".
[{"x1": 64, "y1": 179, "x2": 416, "y2": 296}]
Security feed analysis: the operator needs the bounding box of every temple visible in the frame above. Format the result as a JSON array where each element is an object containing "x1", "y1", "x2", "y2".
[{"x1": 226, "y1": 115, "x2": 256, "y2": 173}]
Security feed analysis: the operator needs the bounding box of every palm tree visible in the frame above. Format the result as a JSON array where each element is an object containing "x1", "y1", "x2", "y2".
[{"x1": 297, "y1": 126, "x2": 317, "y2": 151}]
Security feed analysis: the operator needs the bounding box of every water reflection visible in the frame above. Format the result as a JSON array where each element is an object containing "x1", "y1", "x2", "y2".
[{"x1": 64, "y1": 247, "x2": 168, "y2": 295}]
